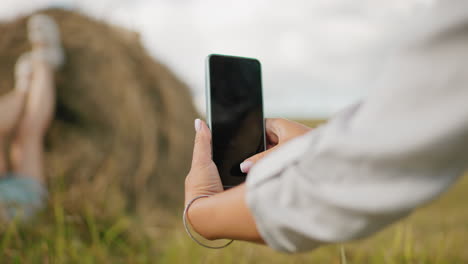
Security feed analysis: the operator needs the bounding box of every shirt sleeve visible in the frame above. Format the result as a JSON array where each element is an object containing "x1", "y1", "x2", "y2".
[{"x1": 246, "y1": 1, "x2": 468, "y2": 253}]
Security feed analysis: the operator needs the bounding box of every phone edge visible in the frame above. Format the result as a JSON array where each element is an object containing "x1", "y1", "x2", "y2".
[
  {"x1": 205, "y1": 55, "x2": 212, "y2": 131},
  {"x1": 205, "y1": 54, "x2": 267, "y2": 190}
]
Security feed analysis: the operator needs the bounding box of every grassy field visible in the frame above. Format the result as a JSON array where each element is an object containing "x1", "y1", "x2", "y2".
[
  {"x1": 159, "y1": 172, "x2": 468, "y2": 264},
  {"x1": 1, "y1": 120, "x2": 467, "y2": 263}
]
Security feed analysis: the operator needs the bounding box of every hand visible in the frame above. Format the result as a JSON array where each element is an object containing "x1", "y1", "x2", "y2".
[
  {"x1": 183, "y1": 119, "x2": 262, "y2": 242},
  {"x1": 184, "y1": 119, "x2": 223, "y2": 205},
  {"x1": 240, "y1": 118, "x2": 312, "y2": 173}
]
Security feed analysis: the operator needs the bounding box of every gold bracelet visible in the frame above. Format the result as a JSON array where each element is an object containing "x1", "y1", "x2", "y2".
[{"x1": 183, "y1": 195, "x2": 234, "y2": 249}]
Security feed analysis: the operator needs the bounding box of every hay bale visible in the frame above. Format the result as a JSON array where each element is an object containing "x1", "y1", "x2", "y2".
[{"x1": 0, "y1": 9, "x2": 197, "y2": 213}]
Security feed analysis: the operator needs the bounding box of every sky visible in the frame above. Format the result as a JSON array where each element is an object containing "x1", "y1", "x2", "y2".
[{"x1": 0, "y1": 0, "x2": 436, "y2": 118}]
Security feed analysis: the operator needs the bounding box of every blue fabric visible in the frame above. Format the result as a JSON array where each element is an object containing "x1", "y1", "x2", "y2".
[{"x1": 0, "y1": 175, "x2": 47, "y2": 220}]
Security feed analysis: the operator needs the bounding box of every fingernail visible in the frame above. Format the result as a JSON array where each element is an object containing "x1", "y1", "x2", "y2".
[
  {"x1": 240, "y1": 161, "x2": 253, "y2": 173},
  {"x1": 194, "y1": 118, "x2": 201, "y2": 132}
]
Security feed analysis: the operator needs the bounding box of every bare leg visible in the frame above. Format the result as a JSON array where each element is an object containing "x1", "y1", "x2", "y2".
[
  {"x1": 0, "y1": 91, "x2": 27, "y2": 174},
  {"x1": 11, "y1": 14, "x2": 62, "y2": 182},
  {"x1": 11, "y1": 58, "x2": 55, "y2": 182},
  {"x1": 0, "y1": 52, "x2": 32, "y2": 174}
]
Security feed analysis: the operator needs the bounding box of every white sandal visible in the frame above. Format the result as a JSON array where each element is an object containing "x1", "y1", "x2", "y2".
[{"x1": 27, "y1": 14, "x2": 65, "y2": 69}]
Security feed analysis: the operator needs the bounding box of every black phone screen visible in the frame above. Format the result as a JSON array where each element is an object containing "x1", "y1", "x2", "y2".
[{"x1": 208, "y1": 55, "x2": 265, "y2": 188}]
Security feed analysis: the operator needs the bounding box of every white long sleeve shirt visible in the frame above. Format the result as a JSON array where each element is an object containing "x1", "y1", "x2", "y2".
[{"x1": 246, "y1": 1, "x2": 468, "y2": 253}]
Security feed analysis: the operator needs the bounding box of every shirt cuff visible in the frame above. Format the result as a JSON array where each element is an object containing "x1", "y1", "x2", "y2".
[{"x1": 246, "y1": 129, "x2": 323, "y2": 253}]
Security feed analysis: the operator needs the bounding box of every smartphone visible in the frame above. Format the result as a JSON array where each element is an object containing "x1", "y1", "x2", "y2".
[{"x1": 206, "y1": 54, "x2": 266, "y2": 189}]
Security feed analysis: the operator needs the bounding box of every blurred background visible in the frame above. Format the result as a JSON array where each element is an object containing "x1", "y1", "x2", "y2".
[
  {"x1": 1, "y1": 0, "x2": 436, "y2": 118},
  {"x1": 1, "y1": 1, "x2": 467, "y2": 263}
]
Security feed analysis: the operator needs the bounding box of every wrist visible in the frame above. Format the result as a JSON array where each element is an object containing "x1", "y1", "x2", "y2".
[
  {"x1": 185, "y1": 191, "x2": 207, "y2": 205},
  {"x1": 186, "y1": 195, "x2": 219, "y2": 240},
  {"x1": 184, "y1": 187, "x2": 221, "y2": 205}
]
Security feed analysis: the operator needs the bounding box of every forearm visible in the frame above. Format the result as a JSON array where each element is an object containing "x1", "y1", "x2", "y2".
[{"x1": 186, "y1": 184, "x2": 264, "y2": 243}]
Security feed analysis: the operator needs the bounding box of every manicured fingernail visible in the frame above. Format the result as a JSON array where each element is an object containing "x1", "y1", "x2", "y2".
[
  {"x1": 194, "y1": 119, "x2": 201, "y2": 132},
  {"x1": 240, "y1": 161, "x2": 253, "y2": 173}
]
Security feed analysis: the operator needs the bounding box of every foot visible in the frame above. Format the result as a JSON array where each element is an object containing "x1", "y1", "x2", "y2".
[{"x1": 28, "y1": 14, "x2": 65, "y2": 69}]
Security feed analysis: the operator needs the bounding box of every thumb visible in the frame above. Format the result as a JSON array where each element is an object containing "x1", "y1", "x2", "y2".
[
  {"x1": 240, "y1": 147, "x2": 276, "y2": 173},
  {"x1": 191, "y1": 119, "x2": 212, "y2": 168}
]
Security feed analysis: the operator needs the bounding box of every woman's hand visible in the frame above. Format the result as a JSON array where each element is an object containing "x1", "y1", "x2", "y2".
[
  {"x1": 184, "y1": 119, "x2": 262, "y2": 242},
  {"x1": 240, "y1": 118, "x2": 312, "y2": 173},
  {"x1": 184, "y1": 119, "x2": 223, "y2": 205}
]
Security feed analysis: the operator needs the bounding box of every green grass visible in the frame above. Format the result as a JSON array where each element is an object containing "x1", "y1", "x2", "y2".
[
  {"x1": 160, "y1": 173, "x2": 468, "y2": 264},
  {"x1": 1, "y1": 119, "x2": 467, "y2": 263},
  {"x1": 2, "y1": 174, "x2": 466, "y2": 264}
]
